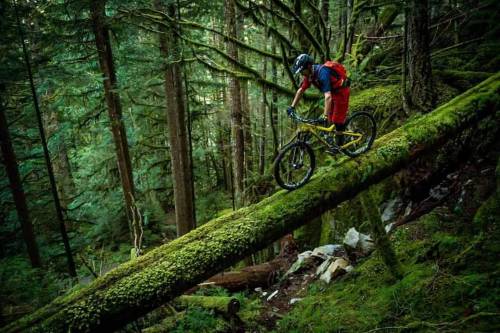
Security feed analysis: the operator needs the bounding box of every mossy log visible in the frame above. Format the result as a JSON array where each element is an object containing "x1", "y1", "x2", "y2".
[
  {"x1": 174, "y1": 296, "x2": 240, "y2": 315},
  {"x1": 4, "y1": 74, "x2": 500, "y2": 333}
]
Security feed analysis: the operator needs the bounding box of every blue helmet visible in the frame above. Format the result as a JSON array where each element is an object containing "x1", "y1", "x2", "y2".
[{"x1": 292, "y1": 54, "x2": 314, "y2": 74}]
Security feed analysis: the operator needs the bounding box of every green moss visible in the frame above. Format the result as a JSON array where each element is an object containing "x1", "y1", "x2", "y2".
[{"x1": 293, "y1": 217, "x2": 322, "y2": 250}]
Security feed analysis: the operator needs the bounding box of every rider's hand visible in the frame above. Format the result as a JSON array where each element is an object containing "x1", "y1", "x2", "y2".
[{"x1": 287, "y1": 106, "x2": 295, "y2": 116}]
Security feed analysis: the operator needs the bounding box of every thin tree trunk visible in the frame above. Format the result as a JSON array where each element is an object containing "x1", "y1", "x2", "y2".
[
  {"x1": 407, "y1": 0, "x2": 434, "y2": 112},
  {"x1": 155, "y1": 0, "x2": 196, "y2": 236},
  {"x1": 90, "y1": 0, "x2": 142, "y2": 246},
  {"x1": 237, "y1": 12, "x2": 253, "y2": 185},
  {"x1": 183, "y1": 65, "x2": 197, "y2": 225},
  {"x1": 225, "y1": 0, "x2": 245, "y2": 208},
  {"x1": 14, "y1": 4, "x2": 75, "y2": 275},
  {"x1": 0, "y1": 89, "x2": 41, "y2": 268},
  {"x1": 43, "y1": 109, "x2": 75, "y2": 210},
  {"x1": 343, "y1": 0, "x2": 367, "y2": 62},
  {"x1": 402, "y1": 2, "x2": 410, "y2": 114},
  {"x1": 270, "y1": 36, "x2": 279, "y2": 159},
  {"x1": 259, "y1": 68, "x2": 267, "y2": 175},
  {"x1": 360, "y1": 191, "x2": 403, "y2": 279}
]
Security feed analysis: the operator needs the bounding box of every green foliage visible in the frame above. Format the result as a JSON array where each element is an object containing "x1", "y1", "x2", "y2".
[
  {"x1": 0, "y1": 256, "x2": 72, "y2": 309},
  {"x1": 170, "y1": 308, "x2": 229, "y2": 333}
]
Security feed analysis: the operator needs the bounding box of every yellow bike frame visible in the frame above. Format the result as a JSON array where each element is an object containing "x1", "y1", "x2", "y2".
[{"x1": 287, "y1": 122, "x2": 363, "y2": 150}]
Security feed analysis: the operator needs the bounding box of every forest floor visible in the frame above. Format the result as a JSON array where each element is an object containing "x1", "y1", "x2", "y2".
[{"x1": 260, "y1": 147, "x2": 500, "y2": 332}]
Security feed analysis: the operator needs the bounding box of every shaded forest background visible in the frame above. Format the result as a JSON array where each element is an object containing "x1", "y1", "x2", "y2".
[{"x1": 0, "y1": 0, "x2": 499, "y2": 329}]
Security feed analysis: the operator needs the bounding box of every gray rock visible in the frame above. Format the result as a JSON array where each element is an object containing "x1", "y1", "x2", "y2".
[
  {"x1": 343, "y1": 227, "x2": 374, "y2": 255},
  {"x1": 284, "y1": 250, "x2": 313, "y2": 276},
  {"x1": 381, "y1": 197, "x2": 403, "y2": 222},
  {"x1": 320, "y1": 258, "x2": 349, "y2": 284},
  {"x1": 315, "y1": 257, "x2": 335, "y2": 276},
  {"x1": 312, "y1": 244, "x2": 344, "y2": 259}
]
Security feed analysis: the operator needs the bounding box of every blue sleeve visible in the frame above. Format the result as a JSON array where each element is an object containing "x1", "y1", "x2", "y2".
[{"x1": 318, "y1": 68, "x2": 332, "y2": 93}]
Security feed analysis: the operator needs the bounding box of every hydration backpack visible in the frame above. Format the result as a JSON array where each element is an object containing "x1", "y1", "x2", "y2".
[{"x1": 321, "y1": 60, "x2": 348, "y2": 89}]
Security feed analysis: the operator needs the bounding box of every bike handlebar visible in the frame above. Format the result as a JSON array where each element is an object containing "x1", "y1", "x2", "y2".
[{"x1": 287, "y1": 109, "x2": 325, "y2": 125}]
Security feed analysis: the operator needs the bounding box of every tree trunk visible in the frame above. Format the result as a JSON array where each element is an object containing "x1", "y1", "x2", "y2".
[
  {"x1": 402, "y1": 2, "x2": 410, "y2": 114},
  {"x1": 270, "y1": 36, "x2": 279, "y2": 159},
  {"x1": 259, "y1": 81, "x2": 267, "y2": 175},
  {"x1": 343, "y1": 0, "x2": 367, "y2": 62},
  {"x1": 90, "y1": 0, "x2": 141, "y2": 244},
  {"x1": 237, "y1": 12, "x2": 253, "y2": 180},
  {"x1": 155, "y1": 0, "x2": 196, "y2": 237},
  {"x1": 14, "y1": 5, "x2": 75, "y2": 276},
  {"x1": 407, "y1": 0, "x2": 434, "y2": 112},
  {"x1": 192, "y1": 258, "x2": 287, "y2": 292},
  {"x1": 0, "y1": 90, "x2": 41, "y2": 268},
  {"x1": 360, "y1": 190, "x2": 403, "y2": 279},
  {"x1": 225, "y1": 0, "x2": 245, "y2": 208},
  {"x1": 43, "y1": 109, "x2": 75, "y2": 211},
  {"x1": 321, "y1": 0, "x2": 329, "y2": 27},
  {"x1": 7, "y1": 74, "x2": 499, "y2": 333}
]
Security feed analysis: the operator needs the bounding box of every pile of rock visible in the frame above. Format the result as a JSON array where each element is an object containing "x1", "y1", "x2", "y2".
[{"x1": 284, "y1": 228, "x2": 374, "y2": 284}]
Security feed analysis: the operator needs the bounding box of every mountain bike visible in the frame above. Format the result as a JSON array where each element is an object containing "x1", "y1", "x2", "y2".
[{"x1": 273, "y1": 109, "x2": 376, "y2": 190}]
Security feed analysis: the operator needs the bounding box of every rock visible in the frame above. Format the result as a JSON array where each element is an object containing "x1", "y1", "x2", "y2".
[
  {"x1": 385, "y1": 222, "x2": 395, "y2": 234},
  {"x1": 266, "y1": 290, "x2": 279, "y2": 302},
  {"x1": 319, "y1": 258, "x2": 349, "y2": 284},
  {"x1": 284, "y1": 250, "x2": 314, "y2": 276},
  {"x1": 345, "y1": 265, "x2": 354, "y2": 273},
  {"x1": 312, "y1": 244, "x2": 345, "y2": 259},
  {"x1": 343, "y1": 227, "x2": 374, "y2": 255},
  {"x1": 289, "y1": 298, "x2": 302, "y2": 305},
  {"x1": 316, "y1": 257, "x2": 334, "y2": 276},
  {"x1": 381, "y1": 197, "x2": 403, "y2": 222}
]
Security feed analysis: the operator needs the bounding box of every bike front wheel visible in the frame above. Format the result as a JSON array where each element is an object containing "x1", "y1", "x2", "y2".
[
  {"x1": 274, "y1": 141, "x2": 316, "y2": 190},
  {"x1": 342, "y1": 112, "x2": 377, "y2": 157}
]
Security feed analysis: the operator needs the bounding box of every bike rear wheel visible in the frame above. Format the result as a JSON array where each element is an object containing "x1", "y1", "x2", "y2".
[
  {"x1": 342, "y1": 112, "x2": 377, "y2": 157},
  {"x1": 274, "y1": 141, "x2": 315, "y2": 190}
]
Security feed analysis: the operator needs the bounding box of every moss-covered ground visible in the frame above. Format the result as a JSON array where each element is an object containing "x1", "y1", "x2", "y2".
[{"x1": 274, "y1": 157, "x2": 500, "y2": 333}]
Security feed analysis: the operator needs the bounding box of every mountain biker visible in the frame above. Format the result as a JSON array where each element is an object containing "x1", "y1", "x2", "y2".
[{"x1": 288, "y1": 54, "x2": 350, "y2": 150}]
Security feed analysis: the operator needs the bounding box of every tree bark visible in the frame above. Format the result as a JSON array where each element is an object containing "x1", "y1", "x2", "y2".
[
  {"x1": 156, "y1": 0, "x2": 196, "y2": 237},
  {"x1": 225, "y1": 0, "x2": 245, "y2": 208},
  {"x1": 6, "y1": 74, "x2": 499, "y2": 333},
  {"x1": 90, "y1": 0, "x2": 142, "y2": 244},
  {"x1": 192, "y1": 258, "x2": 287, "y2": 292},
  {"x1": 0, "y1": 89, "x2": 41, "y2": 268},
  {"x1": 407, "y1": 0, "x2": 434, "y2": 112}
]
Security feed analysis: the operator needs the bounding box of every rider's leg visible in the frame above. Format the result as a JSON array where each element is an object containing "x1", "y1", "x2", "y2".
[{"x1": 330, "y1": 87, "x2": 350, "y2": 146}]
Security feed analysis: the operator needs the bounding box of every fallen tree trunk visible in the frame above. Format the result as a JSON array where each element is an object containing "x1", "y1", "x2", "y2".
[
  {"x1": 174, "y1": 296, "x2": 241, "y2": 315},
  {"x1": 4, "y1": 74, "x2": 499, "y2": 333},
  {"x1": 191, "y1": 258, "x2": 287, "y2": 292}
]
